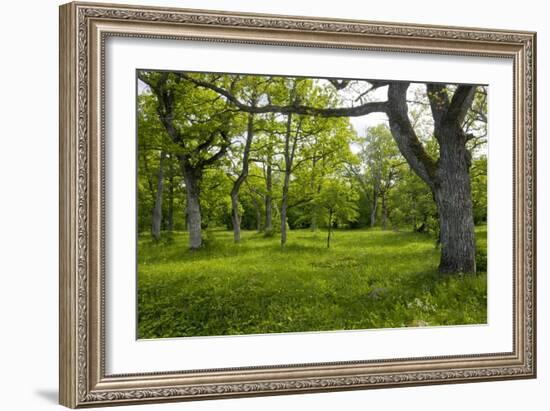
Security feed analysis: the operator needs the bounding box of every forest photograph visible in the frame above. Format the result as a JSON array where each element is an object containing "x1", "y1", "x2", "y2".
[{"x1": 136, "y1": 69, "x2": 488, "y2": 339}]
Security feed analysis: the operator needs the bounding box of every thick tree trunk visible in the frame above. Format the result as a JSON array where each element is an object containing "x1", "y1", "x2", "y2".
[
  {"x1": 434, "y1": 133, "x2": 476, "y2": 273},
  {"x1": 264, "y1": 162, "x2": 273, "y2": 232},
  {"x1": 387, "y1": 82, "x2": 477, "y2": 274},
  {"x1": 151, "y1": 151, "x2": 166, "y2": 240},
  {"x1": 180, "y1": 163, "x2": 202, "y2": 250}
]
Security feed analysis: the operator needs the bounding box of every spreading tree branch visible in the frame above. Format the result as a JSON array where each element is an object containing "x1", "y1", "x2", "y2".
[
  {"x1": 447, "y1": 85, "x2": 477, "y2": 126},
  {"x1": 387, "y1": 82, "x2": 437, "y2": 189},
  {"x1": 176, "y1": 73, "x2": 388, "y2": 117}
]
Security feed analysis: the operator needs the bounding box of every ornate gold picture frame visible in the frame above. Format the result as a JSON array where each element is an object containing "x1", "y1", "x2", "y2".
[{"x1": 59, "y1": 2, "x2": 536, "y2": 408}]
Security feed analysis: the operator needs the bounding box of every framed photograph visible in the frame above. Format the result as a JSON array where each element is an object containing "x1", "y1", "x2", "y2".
[{"x1": 59, "y1": 1, "x2": 536, "y2": 408}]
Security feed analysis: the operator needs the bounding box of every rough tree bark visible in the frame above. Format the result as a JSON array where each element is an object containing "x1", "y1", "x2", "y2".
[
  {"x1": 434, "y1": 139, "x2": 476, "y2": 273},
  {"x1": 151, "y1": 151, "x2": 166, "y2": 240},
  {"x1": 387, "y1": 82, "x2": 477, "y2": 273},
  {"x1": 230, "y1": 113, "x2": 255, "y2": 243},
  {"x1": 429, "y1": 84, "x2": 476, "y2": 273}
]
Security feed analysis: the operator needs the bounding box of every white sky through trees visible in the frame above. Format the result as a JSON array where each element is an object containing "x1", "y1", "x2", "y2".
[{"x1": 137, "y1": 76, "x2": 486, "y2": 156}]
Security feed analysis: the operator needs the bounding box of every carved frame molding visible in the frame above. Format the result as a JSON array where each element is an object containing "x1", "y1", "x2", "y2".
[{"x1": 59, "y1": 2, "x2": 536, "y2": 408}]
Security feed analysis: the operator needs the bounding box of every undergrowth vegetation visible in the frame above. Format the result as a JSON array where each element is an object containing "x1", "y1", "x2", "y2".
[{"x1": 137, "y1": 226, "x2": 487, "y2": 339}]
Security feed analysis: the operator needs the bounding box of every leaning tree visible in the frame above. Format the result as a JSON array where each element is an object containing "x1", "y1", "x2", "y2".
[{"x1": 179, "y1": 74, "x2": 483, "y2": 274}]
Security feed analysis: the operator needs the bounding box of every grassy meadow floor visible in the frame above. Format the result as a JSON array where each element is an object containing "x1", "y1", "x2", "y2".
[{"x1": 137, "y1": 226, "x2": 487, "y2": 339}]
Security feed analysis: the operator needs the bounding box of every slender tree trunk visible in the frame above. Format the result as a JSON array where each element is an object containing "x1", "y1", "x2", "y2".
[
  {"x1": 230, "y1": 194, "x2": 242, "y2": 242},
  {"x1": 326, "y1": 209, "x2": 333, "y2": 248},
  {"x1": 151, "y1": 151, "x2": 166, "y2": 240},
  {"x1": 381, "y1": 194, "x2": 388, "y2": 230},
  {"x1": 281, "y1": 113, "x2": 294, "y2": 247},
  {"x1": 281, "y1": 170, "x2": 290, "y2": 246},
  {"x1": 251, "y1": 196, "x2": 262, "y2": 233},
  {"x1": 166, "y1": 160, "x2": 175, "y2": 232},
  {"x1": 230, "y1": 113, "x2": 255, "y2": 243},
  {"x1": 180, "y1": 162, "x2": 202, "y2": 250},
  {"x1": 370, "y1": 186, "x2": 378, "y2": 227},
  {"x1": 141, "y1": 151, "x2": 156, "y2": 200},
  {"x1": 264, "y1": 162, "x2": 273, "y2": 232},
  {"x1": 434, "y1": 131, "x2": 476, "y2": 273},
  {"x1": 310, "y1": 150, "x2": 318, "y2": 231}
]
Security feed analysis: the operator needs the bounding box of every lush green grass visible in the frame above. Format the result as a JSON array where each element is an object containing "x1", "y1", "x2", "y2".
[{"x1": 137, "y1": 226, "x2": 487, "y2": 339}]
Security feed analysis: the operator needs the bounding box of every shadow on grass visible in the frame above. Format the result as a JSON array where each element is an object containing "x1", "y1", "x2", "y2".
[
  {"x1": 139, "y1": 228, "x2": 440, "y2": 265},
  {"x1": 137, "y1": 228, "x2": 487, "y2": 338}
]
